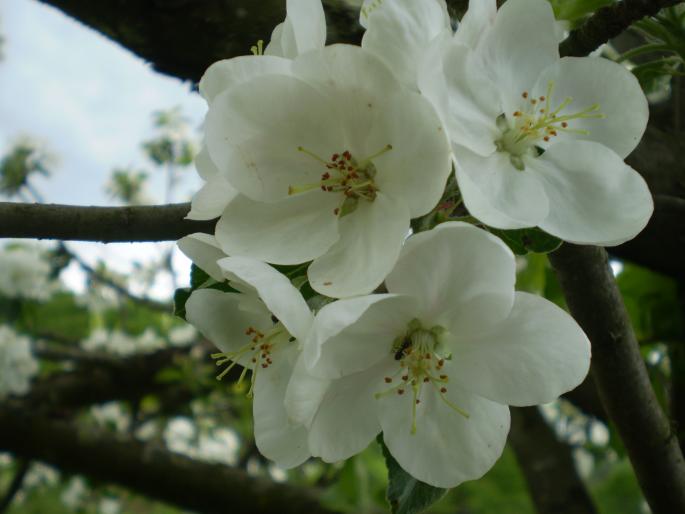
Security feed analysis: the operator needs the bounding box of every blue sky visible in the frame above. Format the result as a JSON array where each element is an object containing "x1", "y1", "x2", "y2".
[{"x1": 0, "y1": 0, "x2": 209, "y2": 295}]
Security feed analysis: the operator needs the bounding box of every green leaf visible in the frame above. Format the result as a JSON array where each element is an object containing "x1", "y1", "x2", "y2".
[
  {"x1": 190, "y1": 264, "x2": 211, "y2": 289},
  {"x1": 378, "y1": 435, "x2": 448, "y2": 514},
  {"x1": 173, "y1": 288, "x2": 191, "y2": 320},
  {"x1": 548, "y1": 0, "x2": 613, "y2": 22},
  {"x1": 489, "y1": 227, "x2": 562, "y2": 255}
]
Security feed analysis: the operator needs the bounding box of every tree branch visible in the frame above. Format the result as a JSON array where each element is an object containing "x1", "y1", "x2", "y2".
[
  {"x1": 560, "y1": 0, "x2": 685, "y2": 57},
  {"x1": 0, "y1": 202, "x2": 214, "y2": 242},
  {"x1": 0, "y1": 406, "x2": 335, "y2": 514},
  {"x1": 509, "y1": 407, "x2": 597, "y2": 514},
  {"x1": 548, "y1": 245, "x2": 685, "y2": 514}
]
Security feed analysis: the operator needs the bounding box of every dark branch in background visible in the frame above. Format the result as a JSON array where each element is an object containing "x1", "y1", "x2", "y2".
[
  {"x1": 0, "y1": 406, "x2": 335, "y2": 514},
  {"x1": 0, "y1": 460, "x2": 31, "y2": 514},
  {"x1": 549, "y1": 246, "x2": 685, "y2": 514},
  {"x1": 0, "y1": 202, "x2": 215, "y2": 242},
  {"x1": 560, "y1": 0, "x2": 685, "y2": 57},
  {"x1": 509, "y1": 408, "x2": 597, "y2": 514}
]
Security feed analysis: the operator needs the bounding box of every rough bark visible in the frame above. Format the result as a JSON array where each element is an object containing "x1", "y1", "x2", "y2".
[
  {"x1": 0, "y1": 406, "x2": 334, "y2": 514},
  {"x1": 509, "y1": 407, "x2": 597, "y2": 514},
  {"x1": 549, "y1": 245, "x2": 685, "y2": 514}
]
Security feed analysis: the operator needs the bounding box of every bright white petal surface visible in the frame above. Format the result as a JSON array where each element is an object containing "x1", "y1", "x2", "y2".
[
  {"x1": 206, "y1": 75, "x2": 342, "y2": 201},
  {"x1": 533, "y1": 57, "x2": 648, "y2": 159},
  {"x1": 371, "y1": 92, "x2": 451, "y2": 218},
  {"x1": 305, "y1": 294, "x2": 417, "y2": 378},
  {"x1": 379, "y1": 372, "x2": 510, "y2": 488},
  {"x1": 285, "y1": 354, "x2": 331, "y2": 427},
  {"x1": 455, "y1": 164, "x2": 532, "y2": 229},
  {"x1": 308, "y1": 359, "x2": 392, "y2": 461},
  {"x1": 187, "y1": 175, "x2": 238, "y2": 221},
  {"x1": 454, "y1": 0, "x2": 497, "y2": 48},
  {"x1": 199, "y1": 55, "x2": 292, "y2": 103},
  {"x1": 186, "y1": 289, "x2": 271, "y2": 355},
  {"x1": 218, "y1": 256, "x2": 313, "y2": 342},
  {"x1": 437, "y1": 43, "x2": 501, "y2": 156},
  {"x1": 480, "y1": 0, "x2": 559, "y2": 115},
  {"x1": 216, "y1": 192, "x2": 339, "y2": 265},
  {"x1": 527, "y1": 141, "x2": 654, "y2": 245},
  {"x1": 386, "y1": 222, "x2": 515, "y2": 335},
  {"x1": 308, "y1": 193, "x2": 410, "y2": 298},
  {"x1": 253, "y1": 345, "x2": 310, "y2": 468},
  {"x1": 195, "y1": 146, "x2": 219, "y2": 180},
  {"x1": 361, "y1": 0, "x2": 451, "y2": 88},
  {"x1": 454, "y1": 144, "x2": 549, "y2": 228},
  {"x1": 265, "y1": 0, "x2": 326, "y2": 58},
  {"x1": 449, "y1": 292, "x2": 590, "y2": 406},
  {"x1": 177, "y1": 233, "x2": 226, "y2": 282}
]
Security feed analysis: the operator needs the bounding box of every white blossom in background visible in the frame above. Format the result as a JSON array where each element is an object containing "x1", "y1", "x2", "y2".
[
  {"x1": 168, "y1": 323, "x2": 198, "y2": 347},
  {"x1": 61, "y1": 477, "x2": 88, "y2": 511},
  {"x1": 204, "y1": 44, "x2": 451, "y2": 297},
  {"x1": 98, "y1": 497, "x2": 121, "y2": 514},
  {"x1": 0, "y1": 246, "x2": 55, "y2": 301},
  {"x1": 421, "y1": 0, "x2": 653, "y2": 245},
  {"x1": 289, "y1": 223, "x2": 590, "y2": 487},
  {"x1": 185, "y1": 257, "x2": 316, "y2": 468},
  {"x1": 0, "y1": 326, "x2": 39, "y2": 398},
  {"x1": 91, "y1": 402, "x2": 131, "y2": 433},
  {"x1": 81, "y1": 328, "x2": 165, "y2": 356}
]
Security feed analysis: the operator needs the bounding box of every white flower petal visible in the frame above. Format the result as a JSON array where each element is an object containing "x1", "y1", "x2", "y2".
[
  {"x1": 199, "y1": 55, "x2": 292, "y2": 103},
  {"x1": 285, "y1": 354, "x2": 331, "y2": 427},
  {"x1": 305, "y1": 294, "x2": 417, "y2": 378},
  {"x1": 177, "y1": 233, "x2": 226, "y2": 282},
  {"x1": 253, "y1": 345, "x2": 310, "y2": 468},
  {"x1": 218, "y1": 256, "x2": 313, "y2": 342},
  {"x1": 185, "y1": 289, "x2": 271, "y2": 354},
  {"x1": 379, "y1": 377, "x2": 510, "y2": 488},
  {"x1": 371, "y1": 92, "x2": 452, "y2": 218},
  {"x1": 195, "y1": 146, "x2": 219, "y2": 180},
  {"x1": 533, "y1": 57, "x2": 648, "y2": 159},
  {"x1": 453, "y1": 144, "x2": 549, "y2": 228},
  {"x1": 386, "y1": 222, "x2": 515, "y2": 335},
  {"x1": 454, "y1": 0, "x2": 497, "y2": 48},
  {"x1": 308, "y1": 193, "x2": 410, "y2": 298},
  {"x1": 434, "y1": 42, "x2": 501, "y2": 156},
  {"x1": 215, "y1": 192, "x2": 340, "y2": 265},
  {"x1": 206, "y1": 75, "x2": 343, "y2": 202},
  {"x1": 527, "y1": 141, "x2": 654, "y2": 245},
  {"x1": 265, "y1": 0, "x2": 326, "y2": 58},
  {"x1": 187, "y1": 175, "x2": 238, "y2": 221},
  {"x1": 480, "y1": 0, "x2": 559, "y2": 115},
  {"x1": 449, "y1": 292, "x2": 590, "y2": 406},
  {"x1": 308, "y1": 359, "x2": 392, "y2": 461},
  {"x1": 361, "y1": 0, "x2": 451, "y2": 88}
]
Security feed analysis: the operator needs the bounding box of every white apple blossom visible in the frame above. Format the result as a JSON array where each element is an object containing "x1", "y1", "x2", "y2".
[
  {"x1": 185, "y1": 256, "x2": 315, "y2": 468},
  {"x1": 421, "y1": 0, "x2": 653, "y2": 245},
  {"x1": 290, "y1": 222, "x2": 591, "y2": 487},
  {"x1": 0, "y1": 246, "x2": 54, "y2": 301},
  {"x1": 204, "y1": 44, "x2": 451, "y2": 297},
  {"x1": 188, "y1": 0, "x2": 326, "y2": 221},
  {"x1": 0, "y1": 325, "x2": 39, "y2": 398}
]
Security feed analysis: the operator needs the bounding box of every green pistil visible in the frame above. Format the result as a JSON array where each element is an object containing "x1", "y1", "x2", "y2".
[{"x1": 289, "y1": 145, "x2": 392, "y2": 217}]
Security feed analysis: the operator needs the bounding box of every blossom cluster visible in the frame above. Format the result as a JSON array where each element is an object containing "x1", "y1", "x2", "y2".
[
  {"x1": 179, "y1": 0, "x2": 652, "y2": 488},
  {"x1": 0, "y1": 325, "x2": 39, "y2": 398}
]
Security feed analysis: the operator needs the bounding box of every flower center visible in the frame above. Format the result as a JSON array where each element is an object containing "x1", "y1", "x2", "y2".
[
  {"x1": 376, "y1": 319, "x2": 469, "y2": 434},
  {"x1": 288, "y1": 145, "x2": 392, "y2": 217},
  {"x1": 211, "y1": 323, "x2": 289, "y2": 398},
  {"x1": 495, "y1": 81, "x2": 605, "y2": 170}
]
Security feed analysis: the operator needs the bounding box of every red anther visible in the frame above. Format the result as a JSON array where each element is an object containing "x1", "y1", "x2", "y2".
[
  {"x1": 513, "y1": 111, "x2": 521, "y2": 117},
  {"x1": 333, "y1": 208, "x2": 340, "y2": 215},
  {"x1": 322, "y1": 172, "x2": 330, "y2": 180},
  {"x1": 384, "y1": 377, "x2": 392, "y2": 383},
  {"x1": 326, "y1": 163, "x2": 335, "y2": 169},
  {"x1": 267, "y1": 358, "x2": 273, "y2": 364},
  {"x1": 539, "y1": 96, "x2": 545, "y2": 101},
  {"x1": 522, "y1": 92, "x2": 529, "y2": 99},
  {"x1": 402, "y1": 375, "x2": 409, "y2": 381},
  {"x1": 251, "y1": 358, "x2": 257, "y2": 363},
  {"x1": 423, "y1": 377, "x2": 430, "y2": 383},
  {"x1": 543, "y1": 136, "x2": 550, "y2": 142},
  {"x1": 341, "y1": 180, "x2": 348, "y2": 186},
  {"x1": 425, "y1": 353, "x2": 431, "y2": 359},
  {"x1": 415, "y1": 399, "x2": 421, "y2": 405},
  {"x1": 261, "y1": 353, "x2": 267, "y2": 358},
  {"x1": 531, "y1": 99, "x2": 537, "y2": 105},
  {"x1": 350, "y1": 172, "x2": 359, "y2": 179},
  {"x1": 326, "y1": 186, "x2": 334, "y2": 192},
  {"x1": 347, "y1": 166, "x2": 354, "y2": 172},
  {"x1": 539, "y1": 108, "x2": 546, "y2": 113},
  {"x1": 261, "y1": 363, "x2": 268, "y2": 368},
  {"x1": 245, "y1": 327, "x2": 254, "y2": 335},
  {"x1": 331, "y1": 153, "x2": 339, "y2": 161},
  {"x1": 440, "y1": 387, "x2": 447, "y2": 393},
  {"x1": 320, "y1": 185, "x2": 327, "y2": 191},
  {"x1": 343, "y1": 151, "x2": 352, "y2": 160},
  {"x1": 398, "y1": 389, "x2": 405, "y2": 395},
  {"x1": 438, "y1": 359, "x2": 444, "y2": 366},
  {"x1": 439, "y1": 374, "x2": 447, "y2": 380},
  {"x1": 551, "y1": 130, "x2": 557, "y2": 136},
  {"x1": 561, "y1": 122, "x2": 568, "y2": 128}
]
